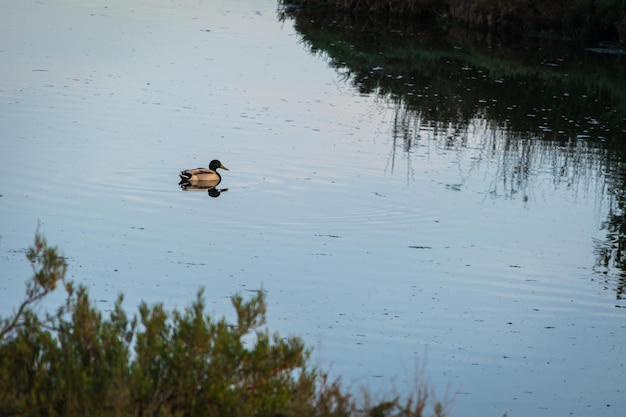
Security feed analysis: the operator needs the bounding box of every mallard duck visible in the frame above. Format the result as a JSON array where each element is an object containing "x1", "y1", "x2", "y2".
[{"x1": 179, "y1": 160, "x2": 229, "y2": 185}]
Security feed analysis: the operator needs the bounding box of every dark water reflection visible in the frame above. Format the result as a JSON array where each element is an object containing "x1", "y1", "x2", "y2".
[
  {"x1": 279, "y1": 7, "x2": 626, "y2": 301},
  {"x1": 279, "y1": 8, "x2": 626, "y2": 139}
]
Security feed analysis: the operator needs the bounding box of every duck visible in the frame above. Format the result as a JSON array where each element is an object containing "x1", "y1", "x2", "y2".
[{"x1": 179, "y1": 160, "x2": 229, "y2": 185}]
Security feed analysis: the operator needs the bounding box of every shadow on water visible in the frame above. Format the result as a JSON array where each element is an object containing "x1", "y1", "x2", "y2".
[{"x1": 278, "y1": 6, "x2": 626, "y2": 302}]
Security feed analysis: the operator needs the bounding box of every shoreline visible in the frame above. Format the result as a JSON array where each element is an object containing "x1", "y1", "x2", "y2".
[{"x1": 281, "y1": 0, "x2": 626, "y2": 43}]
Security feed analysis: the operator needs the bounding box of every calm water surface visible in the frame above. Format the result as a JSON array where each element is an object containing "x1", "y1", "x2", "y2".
[{"x1": 1, "y1": 1, "x2": 625, "y2": 416}]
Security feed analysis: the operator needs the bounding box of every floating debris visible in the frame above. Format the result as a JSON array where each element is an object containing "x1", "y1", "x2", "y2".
[{"x1": 315, "y1": 234, "x2": 342, "y2": 238}]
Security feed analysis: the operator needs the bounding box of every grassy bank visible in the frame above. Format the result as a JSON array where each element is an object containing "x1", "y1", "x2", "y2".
[
  {"x1": 281, "y1": 0, "x2": 626, "y2": 41},
  {"x1": 0, "y1": 231, "x2": 448, "y2": 417}
]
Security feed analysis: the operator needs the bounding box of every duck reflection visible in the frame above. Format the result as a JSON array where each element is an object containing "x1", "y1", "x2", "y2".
[{"x1": 179, "y1": 180, "x2": 228, "y2": 197}]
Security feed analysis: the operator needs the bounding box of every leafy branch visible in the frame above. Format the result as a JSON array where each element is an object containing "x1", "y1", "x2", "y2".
[{"x1": 0, "y1": 228, "x2": 68, "y2": 340}]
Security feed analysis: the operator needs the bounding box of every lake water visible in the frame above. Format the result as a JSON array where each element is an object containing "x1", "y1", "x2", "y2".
[{"x1": 1, "y1": 0, "x2": 625, "y2": 416}]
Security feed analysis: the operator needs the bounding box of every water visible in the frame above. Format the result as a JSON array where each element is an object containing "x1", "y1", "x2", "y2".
[{"x1": 1, "y1": 0, "x2": 625, "y2": 416}]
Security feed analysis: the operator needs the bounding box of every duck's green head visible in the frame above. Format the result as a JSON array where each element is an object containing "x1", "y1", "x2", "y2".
[{"x1": 209, "y1": 160, "x2": 229, "y2": 171}]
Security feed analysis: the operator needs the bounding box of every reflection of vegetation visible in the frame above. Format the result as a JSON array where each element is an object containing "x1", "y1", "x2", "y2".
[
  {"x1": 0, "y1": 231, "x2": 448, "y2": 417},
  {"x1": 279, "y1": 8, "x2": 626, "y2": 144},
  {"x1": 595, "y1": 168, "x2": 626, "y2": 302},
  {"x1": 278, "y1": 7, "x2": 626, "y2": 300}
]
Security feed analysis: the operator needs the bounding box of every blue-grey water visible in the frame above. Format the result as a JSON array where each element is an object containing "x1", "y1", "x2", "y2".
[{"x1": 1, "y1": 1, "x2": 625, "y2": 416}]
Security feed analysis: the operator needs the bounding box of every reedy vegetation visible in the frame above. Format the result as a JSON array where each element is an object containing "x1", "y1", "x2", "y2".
[
  {"x1": 281, "y1": 0, "x2": 626, "y2": 41},
  {"x1": 0, "y1": 231, "x2": 446, "y2": 417}
]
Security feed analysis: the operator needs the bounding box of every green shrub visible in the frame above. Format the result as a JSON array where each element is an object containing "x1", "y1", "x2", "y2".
[{"x1": 0, "y1": 231, "x2": 447, "y2": 417}]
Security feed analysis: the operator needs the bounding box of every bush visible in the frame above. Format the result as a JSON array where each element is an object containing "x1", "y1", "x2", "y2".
[{"x1": 0, "y1": 231, "x2": 446, "y2": 417}]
